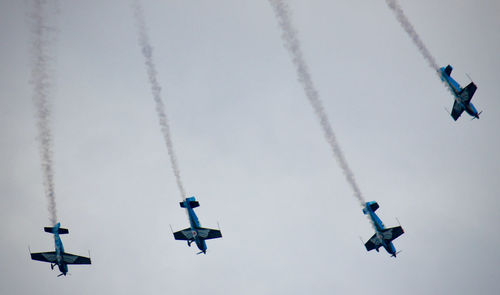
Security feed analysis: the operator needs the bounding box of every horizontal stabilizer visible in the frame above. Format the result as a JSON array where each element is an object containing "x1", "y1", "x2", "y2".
[
  {"x1": 444, "y1": 65, "x2": 453, "y2": 76},
  {"x1": 44, "y1": 227, "x2": 69, "y2": 234},
  {"x1": 369, "y1": 202, "x2": 379, "y2": 212},
  {"x1": 180, "y1": 200, "x2": 200, "y2": 209},
  {"x1": 363, "y1": 201, "x2": 379, "y2": 214}
]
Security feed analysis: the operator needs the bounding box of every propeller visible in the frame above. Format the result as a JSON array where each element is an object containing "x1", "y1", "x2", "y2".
[{"x1": 471, "y1": 110, "x2": 483, "y2": 120}]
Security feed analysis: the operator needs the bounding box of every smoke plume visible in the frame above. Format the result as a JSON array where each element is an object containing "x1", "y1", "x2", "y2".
[
  {"x1": 132, "y1": 0, "x2": 186, "y2": 201},
  {"x1": 269, "y1": 0, "x2": 365, "y2": 207},
  {"x1": 30, "y1": 0, "x2": 58, "y2": 226},
  {"x1": 386, "y1": 0, "x2": 439, "y2": 71}
]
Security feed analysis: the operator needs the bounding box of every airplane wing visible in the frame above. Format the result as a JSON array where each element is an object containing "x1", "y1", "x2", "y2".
[
  {"x1": 62, "y1": 253, "x2": 91, "y2": 265},
  {"x1": 364, "y1": 234, "x2": 381, "y2": 251},
  {"x1": 197, "y1": 228, "x2": 222, "y2": 240},
  {"x1": 451, "y1": 100, "x2": 465, "y2": 121},
  {"x1": 459, "y1": 82, "x2": 477, "y2": 103},
  {"x1": 380, "y1": 226, "x2": 404, "y2": 242},
  {"x1": 30, "y1": 251, "x2": 57, "y2": 263},
  {"x1": 173, "y1": 228, "x2": 194, "y2": 241}
]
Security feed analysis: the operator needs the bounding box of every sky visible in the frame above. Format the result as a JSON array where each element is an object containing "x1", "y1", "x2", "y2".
[{"x1": 0, "y1": 0, "x2": 499, "y2": 294}]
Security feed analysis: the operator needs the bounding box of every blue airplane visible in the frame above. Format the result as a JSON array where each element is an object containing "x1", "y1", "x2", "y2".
[
  {"x1": 362, "y1": 201, "x2": 404, "y2": 257},
  {"x1": 172, "y1": 197, "x2": 222, "y2": 254},
  {"x1": 440, "y1": 65, "x2": 481, "y2": 121},
  {"x1": 30, "y1": 222, "x2": 91, "y2": 276}
]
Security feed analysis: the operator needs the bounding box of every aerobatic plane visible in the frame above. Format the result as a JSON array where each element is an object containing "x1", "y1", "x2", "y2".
[
  {"x1": 172, "y1": 197, "x2": 222, "y2": 254},
  {"x1": 440, "y1": 65, "x2": 481, "y2": 120},
  {"x1": 362, "y1": 201, "x2": 404, "y2": 257},
  {"x1": 30, "y1": 222, "x2": 91, "y2": 276}
]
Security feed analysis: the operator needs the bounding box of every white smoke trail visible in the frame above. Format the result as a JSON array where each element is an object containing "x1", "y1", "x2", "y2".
[
  {"x1": 269, "y1": 0, "x2": 365, "y2": 208},
  {"x1": 386, "y1": 0, "x2": 439, "y2": 72},
  {"x1": 132, "y1": 0, "x2": 186, "y2": 201},
  {"x1": 30, "y1": 0, "x2": 58, "y2": 226}
]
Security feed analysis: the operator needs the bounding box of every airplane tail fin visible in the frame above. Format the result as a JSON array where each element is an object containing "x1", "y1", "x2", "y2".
[
  {"x1": 370, "y1": 202, "x2": 379, "y2": 212},
  {"x1": 180, "y1": 200, "x2": 200, "y2": 209},
  {"x1": 363, "y1": 201, "x2": 379, "y2": 214},
  {"x1": 44, "y1": 226, "x2": 69, "y2": 234},
  {"x1": 444, "y1": 65, "x2": 453, "y2": 76},
  {"x1": 391, "y1": 250, "x2": 402, "y2": 258}
]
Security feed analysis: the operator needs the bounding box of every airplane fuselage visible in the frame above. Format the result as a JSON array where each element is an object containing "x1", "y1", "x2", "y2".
[
  {"x1": 185, "y1": 202, "x2": 207, "y2": 253},
  {"x1": 52, "y1": 226, "x2": 68, "y2": 275},
  {"x1": 440, "y1": 67, "x2": 479, "y2": 118},
  {"x1": 364, "y1": 204, "x2": 397, "y2": 256}
]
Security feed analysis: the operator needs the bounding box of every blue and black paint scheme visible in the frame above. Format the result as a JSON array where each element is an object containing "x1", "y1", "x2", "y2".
[
  {"x1": 172, "y1": 197, "x2": 222, "y2": 254},
  {"x1": 440, "y1": 65, "x2": 481, "y2": 121},
  {"x1": 30, "y1": 222, "x2": 91, "y2": 276},
  {"x1": 363, "y1": 201, "x2": 404, "y2": 258}
]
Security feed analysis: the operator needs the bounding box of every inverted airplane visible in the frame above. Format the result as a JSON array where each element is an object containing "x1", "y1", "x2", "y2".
[
  {"x1": 172, "y1": 197, "x2": 222, "y2": 254},
  {"x1": 440, "y1": 65, "x2": 481, "y2": 121},
  {"x1": 362, "y1": 201, "x2": 404, "y2": 257},
  {"x1": 30, "y1": 222, "x2": 91, "y2": 276}
]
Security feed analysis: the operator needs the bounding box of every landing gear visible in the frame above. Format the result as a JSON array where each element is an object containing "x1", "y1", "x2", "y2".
[
  {"x1": 187, "y1": 240, "x2": 192, "y2": 247},
  {"x1": 50, "y1": 263, "x2": 55, "y2": 270}
]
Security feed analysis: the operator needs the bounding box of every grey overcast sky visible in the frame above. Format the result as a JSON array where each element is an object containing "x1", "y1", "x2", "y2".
[{"x1": 1, "y1": 0, "x2": 499, "y2": 294}]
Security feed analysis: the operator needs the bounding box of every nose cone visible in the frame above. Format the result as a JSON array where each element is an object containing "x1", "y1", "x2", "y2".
[
  {"x1": 196, "y1": 239, "x2": 207, "y2": 252},
  {"x1": 387, "y1": 243, "x2": 397, "y2": 257},
  {"x1": 466, "y1": 103, "x2": 479, "y2": 118}
]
